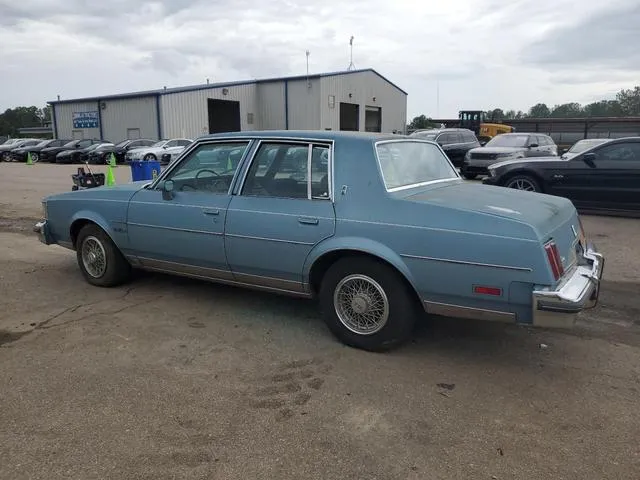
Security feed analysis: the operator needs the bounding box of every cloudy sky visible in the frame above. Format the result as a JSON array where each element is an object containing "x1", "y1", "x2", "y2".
[{"x1": 1, "y1": 0, "x2": 639, "y2": 119}]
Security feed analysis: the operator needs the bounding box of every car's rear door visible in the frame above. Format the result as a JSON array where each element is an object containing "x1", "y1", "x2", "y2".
[{"x1": 224, "y1": 139, "x2": 336, "y2": 294}]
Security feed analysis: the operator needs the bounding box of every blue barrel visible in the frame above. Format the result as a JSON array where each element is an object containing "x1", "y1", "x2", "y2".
[{"x1": 130, "y1": 160, "x2": 161, "y2": 181}]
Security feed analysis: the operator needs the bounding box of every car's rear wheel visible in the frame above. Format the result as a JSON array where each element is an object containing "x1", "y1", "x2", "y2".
[
  {"x1": 505, "y1": 174, "x2": 541, "y2": 192},
  {"x1": 462, "y1": 172, "x2": 477, "y2": 180},
  {"x1": 319, "y1": 257, "x2": 418, "y2": 352},
  {"x1": 76, "y1": 224, "x2": 132, "y2": 287}
]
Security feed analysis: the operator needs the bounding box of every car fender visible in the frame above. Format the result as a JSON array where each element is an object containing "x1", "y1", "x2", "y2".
[
  {"x1": 68, "y1": 209, "x2": 119, "y2": 247},
  {"x1": 303, "y1": 236, "x2": 417, "y2": 290}
]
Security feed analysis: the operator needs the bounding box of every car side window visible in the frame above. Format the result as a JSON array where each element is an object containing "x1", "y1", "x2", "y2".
[
  {"x1": 595, "y1": 143, "x2": 640, "y2": 162},
  {"x1": 437, "y1": 133, "x2": 454, "y2": 145},
  {"x1": 242, "y1": 142, "x2": 329, "y2": 200},
  {"x1": 163, "y1": 141, "x2": 250, "y2": 194},
  {"x1": 164, "y1": 140, "x2": 177, "y2": 148},
  {"x1": 178, "y1": 140, "x2": 192, "y2": 147}
]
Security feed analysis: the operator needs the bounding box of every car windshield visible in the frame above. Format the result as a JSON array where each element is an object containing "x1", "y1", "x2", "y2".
[
  {"x1": 115, "y1": 140, "x2": 130, "y2": 147},
  {"x1": 568, "y1": 139, "x2": 608, "y2": 153},
  {"x1": 375, "y1": 140, "x2": 458, "y2": 191},
  {"x1": 62, "y1": 141, "x2": 76, "y2": 147},
  {"x1": 485, "y1": 135, "x2": 530, "y2": 148},
  {"x1": 151, "y1": 141, "x2": 166, "y2": 147}
]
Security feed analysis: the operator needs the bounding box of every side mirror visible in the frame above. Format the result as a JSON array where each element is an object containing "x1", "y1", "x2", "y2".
[
  {"x1": 162, "y1": 180, "x2": 174, "y2": 200},
  {"x1": 582, "y1": 152, "x2": 597, "y2": 167},
  {"x1": 528, "y1": 143, "x2": 539, "y2": 149}
]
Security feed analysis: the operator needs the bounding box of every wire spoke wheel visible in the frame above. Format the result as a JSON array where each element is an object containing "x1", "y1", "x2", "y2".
[
  {"x1": 506, "y1": 177, "x2": 537, "y2": 191},
  {"x1": 81, "y1": 235, "x2": 107, "y2": 278},
  {"x1": 333, "y1": 274, "x2": 389, "y2": 335}
]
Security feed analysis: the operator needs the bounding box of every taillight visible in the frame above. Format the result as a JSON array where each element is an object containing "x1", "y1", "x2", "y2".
[{"x1": 544, "y1": 241, "x2": 564, "y2": 281}]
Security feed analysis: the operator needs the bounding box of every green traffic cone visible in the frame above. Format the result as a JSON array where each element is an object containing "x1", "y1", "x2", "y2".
[
  {"x1": 109, "y1": 152, "x2": 117, "y2": 168},
  {"x1": 106, "y1": 165, "x2": 116, "y2": 187},
  {"x1": 26, "y1": 152, "x2": 33, "y2": 165}
]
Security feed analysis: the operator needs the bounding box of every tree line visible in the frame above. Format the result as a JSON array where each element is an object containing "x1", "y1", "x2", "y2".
[
  {"x1": 0, "y1": 105, "x2": 51, "y2": 138},
  {"x1": 409, "y1": 85, "x2": 640, "y2": 131}
]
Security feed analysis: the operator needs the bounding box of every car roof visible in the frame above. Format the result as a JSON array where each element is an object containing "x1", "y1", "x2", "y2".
[{"x1": 198, "y1": 130, "x2": 403, "y2": 143}]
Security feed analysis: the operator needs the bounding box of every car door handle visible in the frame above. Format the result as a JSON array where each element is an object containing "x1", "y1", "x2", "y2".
[
  {"x1": 298, "y1": 216, "x2": 319, "y2": 225},
  {"x1": 202, "y1": 209, "x2": 220, "y2": 216}
]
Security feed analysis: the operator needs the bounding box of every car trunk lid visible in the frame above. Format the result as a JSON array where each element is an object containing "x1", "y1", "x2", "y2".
[{"x1": 403, "y1": 182, "x2": 581, "y2": 280}]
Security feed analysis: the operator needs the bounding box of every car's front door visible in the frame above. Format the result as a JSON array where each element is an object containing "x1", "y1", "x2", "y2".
[
  {"x1": 224, "y1": 140, "x2": 336, "y2": 294},
  {"x1": 126, "y1": 140, "x2": 252, "y2": 278}
]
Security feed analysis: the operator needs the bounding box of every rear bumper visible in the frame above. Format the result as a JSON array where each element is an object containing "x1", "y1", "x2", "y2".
[{"x1": 531, "y1": 242, "x2": 604, "y2": 328}]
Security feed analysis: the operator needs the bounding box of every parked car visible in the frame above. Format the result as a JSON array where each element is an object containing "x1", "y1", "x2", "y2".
[
  {"x1": 40, "y1": 139, "x2": 99, "y2": 163},
  {"x1": 9, "y1": 138, "x2": 72, "y2": 162},
  {"x1": 560, "y1": 138, "x2": 611, "y2": 159},
  {"x1": 410, "y1": 128, "x2": 480, "y2": 167},
  {"x1": 482, "y1": 136, "x2": 640, "y2": 215},
  {"x1": 0, "y1": 138, "x2": 40, "y2": 161},
  {"x1": 159, "y1": 143, "x2": 193, "y2": 165},
  {"x1": 56, "y1": 141, "x2": 112, "y2": 164},
  {"x1": 88, "y1": 138, "x2": 158, "y2": 164},
  {"x1": 125, "y1": 138, "x2": 192, "y2": 162},
  {"x1": 34, "y1": 131, "x2": 604, "y2": 351},
  {"x1": 461, "y1": 133, "x2": 558, "y2": 179}
]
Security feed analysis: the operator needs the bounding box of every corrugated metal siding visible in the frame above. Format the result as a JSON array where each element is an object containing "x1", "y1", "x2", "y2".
[
  {"x1": 160, "y1": 84, "x2": 258, "y2": 139},
  {"x1": 256, "y1": 82, "x2": 286, "y2": 129},
  {"x1": 320, "y1": 71, "x2": 407, "y2": 133},
  {"x1": 54, "y1": 101, "x2": 100, "y2": 140},
  {"x1": 100, "y1": 97, "x2": 159, "y2": 142},
  {"x1": 286, "y1": 78, "x2": 321, "y2": 130}
]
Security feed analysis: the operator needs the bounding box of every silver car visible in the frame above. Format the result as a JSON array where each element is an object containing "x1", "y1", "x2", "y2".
[{"x1": 461, "y1": 133, "x2": 557, "y2": 179}]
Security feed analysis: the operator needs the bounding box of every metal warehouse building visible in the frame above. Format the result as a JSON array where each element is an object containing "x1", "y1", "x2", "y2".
[{"x1": 49, "y1": 68, "x2": 407, "y2": 142}]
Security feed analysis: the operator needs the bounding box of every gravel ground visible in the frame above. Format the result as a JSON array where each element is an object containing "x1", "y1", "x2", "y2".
[{"x1": 0, "y1": 163, "x2": 639, "y2": 480}]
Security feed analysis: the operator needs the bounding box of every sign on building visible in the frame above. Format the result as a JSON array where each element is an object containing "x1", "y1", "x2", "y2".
[{"x1": 72, "y1": 111, "x2": 99, "y2": 129}]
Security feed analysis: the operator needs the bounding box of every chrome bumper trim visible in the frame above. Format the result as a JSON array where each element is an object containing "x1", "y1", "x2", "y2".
[
  {"x1": 531, "y1": 242, "x2": 604, "y2": 328},
  {"x1": 33, "y1": 220, "x2": 53, "y2": 245}
]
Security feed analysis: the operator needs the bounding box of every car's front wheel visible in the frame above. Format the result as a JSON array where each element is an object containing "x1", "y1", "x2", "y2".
[
  {"x1": 76, "y1": 223, "x2": 132, "y2": 287},
  {"x1": 319, "y1": 257, "x2": 418, "y2": 352},
  {"x1": 504, "y1": 174, "x2": 541, "y2": 192},
  {"x1": 144, "y1": 153, "x2": 157, "y2": 161},
  {"x1": 462, "y1": 172, "x2": 477, "y2": 180}
]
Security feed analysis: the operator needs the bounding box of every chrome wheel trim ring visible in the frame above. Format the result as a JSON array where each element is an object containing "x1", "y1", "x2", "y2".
[
  {"x1": 81, "y1": 235, "x2": 107, "y2": 278},
  {"x1": 333, "y1": 274, "x2": 390, "y2": 336},
  {"x1": 506, "y1": 178, "x2": 536, "y2": 191}
]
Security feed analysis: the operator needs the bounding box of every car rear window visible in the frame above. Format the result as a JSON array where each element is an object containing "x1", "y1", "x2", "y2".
[{"x1": 375, "y1": 140, "x2": 459, "y2": 191}]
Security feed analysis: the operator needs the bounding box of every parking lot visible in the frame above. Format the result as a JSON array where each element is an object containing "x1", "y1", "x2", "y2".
[{"x1": 1, "y1": 163, "x2": 639, "y2": 479}]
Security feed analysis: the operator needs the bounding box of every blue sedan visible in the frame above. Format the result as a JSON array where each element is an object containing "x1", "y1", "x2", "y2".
[{"x1": 34, "y1": 130, "x2": 604, "y2": 351}]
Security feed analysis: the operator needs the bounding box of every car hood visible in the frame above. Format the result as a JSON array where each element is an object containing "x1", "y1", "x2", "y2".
[
  {"x1": 489, "y1": 156, "x2": 564, "y2": 170},
  {"x1": 469, "y1": 146, "x2": 526, "y2": 154},
  {"x1": 45, "y1": 181, "x2": 150, "y2": 202},
  {"x1": 403, "y1": 181, "x2": 574, "y2": 240}
]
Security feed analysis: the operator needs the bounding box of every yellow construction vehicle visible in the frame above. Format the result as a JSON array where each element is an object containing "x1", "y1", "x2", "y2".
[{"x1": 458, "y1": 110, "x2": 515, "y2": 144}]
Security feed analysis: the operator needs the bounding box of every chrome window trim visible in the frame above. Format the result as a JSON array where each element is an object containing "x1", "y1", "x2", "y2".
[
  {"x1": 236, "y1": 138, "x2": 335, "y2": 202},
  {"x1": 306, "y1": 142, "x2": 313, "y2": 200},
  {"x1": 373, "y1": 138, "x2": 460, "y2": 193}
]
